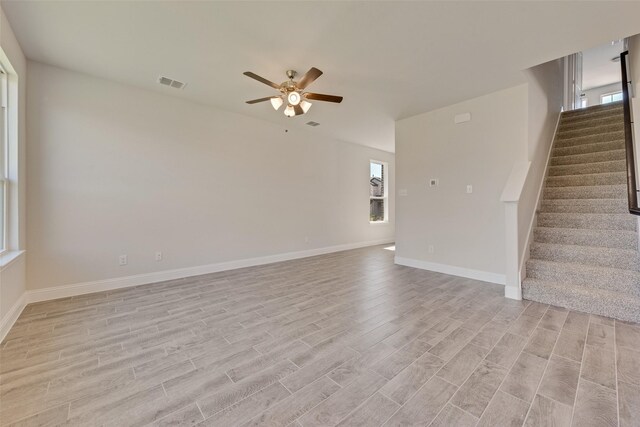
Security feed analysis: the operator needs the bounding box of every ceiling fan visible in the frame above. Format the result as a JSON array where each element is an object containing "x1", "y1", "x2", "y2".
[{"x1": 244, "y1": 67, "x2": 343, "y2": 117}]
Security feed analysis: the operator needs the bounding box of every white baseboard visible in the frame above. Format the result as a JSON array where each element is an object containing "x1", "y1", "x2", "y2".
[
  {"x1": 26, "y1": 239, "x2": 395, "y2": 304},
  {"x1": 0, "y1": 292, "x2": 26, "y2": 343},
  {"x1": 394, "y1": 256, "x2": 506, "y2": 285}
]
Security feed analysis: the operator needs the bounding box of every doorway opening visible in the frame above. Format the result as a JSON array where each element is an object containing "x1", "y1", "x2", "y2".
[{"x1": 565, "y1": 39, "x2": 626, "y2": 110}]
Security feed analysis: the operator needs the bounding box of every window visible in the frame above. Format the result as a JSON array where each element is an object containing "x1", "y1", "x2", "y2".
[
  {"x1": 600, "y1": 91, "x2": 623, "y2": 104},
  {"x1": 0, "y1": 66, "x2": 7, "y2": 253},
  {"x1": 370, "y1": 160, "x2": 387, "y2": 222}
]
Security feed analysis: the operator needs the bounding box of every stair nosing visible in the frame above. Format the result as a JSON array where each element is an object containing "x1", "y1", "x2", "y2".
[
  {"x1": 534, "y1": 226, "x2": 637, "y2": 235},
  {"x1": 530, "y1": 241, "x2": 639, "y2": 256},
  {"x1": 548, "y1": 158, "x2": 625, "y2": 168},
  {"x1": 527, "y1": 258, "x2": 639, "y2": 275}
]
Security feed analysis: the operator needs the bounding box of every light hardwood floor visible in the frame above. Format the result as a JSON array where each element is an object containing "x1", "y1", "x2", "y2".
[{"x1": 1, "y1": 245, "x2": 639, "y2": 426}]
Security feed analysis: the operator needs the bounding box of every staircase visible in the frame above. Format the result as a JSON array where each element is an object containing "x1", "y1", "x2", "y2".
[{"x1": 522, "y1": 102, "x2": 640, "y2": 323}]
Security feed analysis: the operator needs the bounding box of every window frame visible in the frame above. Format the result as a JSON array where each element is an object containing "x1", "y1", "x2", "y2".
[
  {"x1": 369, "y1": 160, "x2": 388, "y2": 224},
  {"x1": 600, "y1": 91, "x2": 623, "y2": 105},
  {"x1": 0, "y1": 65, "x2": 7, "y2": 255}
]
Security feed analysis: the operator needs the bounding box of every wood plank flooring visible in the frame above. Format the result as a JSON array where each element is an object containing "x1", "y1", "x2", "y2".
[{"x1": 1, "y1": 245, "x2": 639, "y2": 426}]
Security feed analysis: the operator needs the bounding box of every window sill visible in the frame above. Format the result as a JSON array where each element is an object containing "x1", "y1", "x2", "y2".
[
  {"x1": 0, "y1": 250, "x2": 25, "y2": 271},
  {"x1": 369, "y1": 221, "x2": 389, "y2": 225}
]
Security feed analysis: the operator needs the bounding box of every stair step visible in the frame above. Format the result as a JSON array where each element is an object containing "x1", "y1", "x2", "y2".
[
  {"x1": 550, "y1": 149, "x2": 625, "y2": 166},
  {"x1": 522, "y1": 278, "x2": 640, "y2": 323},
  {"x1": 544, "y1": 184, "x2": 626, "y2": 200},
  {"x1": 551, "y1": 139, "x2": 624, "y2": 157},
  {"x1": 530, "y1": 242, "x2": 640, "y2": 271},
  {"x1": 537, "y1": 212, "x2": 636, "y2": 231},
  {"x1": 545, "y1": 172, "x2": 626, "y2": 188},
  {"x1": 548, "y1": 160, "x2": 625, "y2": 176},
  {"x1": 561, "y1": 103, "x2": 623, "y2": 118},
  {"x1": 553, "y1": 140, "x2": 624, "y2": 157},
  {"x1": 534, "y1": 227, "x2": 637, "y2": 250},
  {"x1": 556, "y1": 123, "x2": 624, "y2": 139},
  {"x1": 555, "y1": 131, "x2": 625, "y2": 148},
  {"x1": 560, "y1": 108, "x2": 623, "y2": 126},
  {"x1": 558, "y1": 115, "x2": 623, "y2": 132},
  {"x1": 540, "y1": 198, "x2": 627, "y2": 214},
  {"x1": 526, "y1": 259, "x2": 640, "y2": 296}
]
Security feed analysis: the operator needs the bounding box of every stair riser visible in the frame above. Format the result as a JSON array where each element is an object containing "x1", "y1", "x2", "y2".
[
  {"x1": 557, "y1": 124, "x2": 624, "y2": 139},
  {"x1": 522, "y1": 283, "x2": 640, "y2": 323},
  {"x1": 559, "y1": 116, "x2": 622, "y2": 132},
  {"x1": 544, "y1": 185, "x2": 625, "y2": 200},
  {"x1": 548, "y1": 161, "x2": 625, "y2": 176},
  {"x1": 540, "y1": 200, "x2": 627, "y2": 214},
  {"x1": 537, "y1": 214, "x2": 636, "y2": 231},
  {"x1": 534, "y1": 228, "x2": 637, "y2": 250},
  {"x1": 530, "y1": 245, "x2": 640, "y2": 271},
  {"x1": 545, "y1": 173, "x2": 625, "y2": 187},
  {"x1": 555, "y1": 131, "x2": 624, "y2": 148},
  {"x1": 526, "y1": 261, "x2": 640, "y2": 295},
  {"x1": 553, "y1": 140, "x2": 624, "y2": 157},
  {"x1": 550, "y1": 149, "x2": 625, "y2": 166}
]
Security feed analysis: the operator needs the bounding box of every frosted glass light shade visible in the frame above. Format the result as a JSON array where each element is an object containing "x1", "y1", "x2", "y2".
[
  {"x1": 287, "y1": 91, "x2": 301, "y2": 106},
  {"x1": 300, "y1": 100, "x2": 312, "y2": 113},
  {"x1": 284, "y1": 105, "x2": 295, "y2": 117},
  {"x1": 270, "y1": 97, "x2": 284, "y2": 110}
]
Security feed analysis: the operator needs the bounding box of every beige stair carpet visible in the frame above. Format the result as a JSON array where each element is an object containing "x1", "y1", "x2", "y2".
[{"x1": 523, "y1": 102, "x2": 640, "y2": 323}]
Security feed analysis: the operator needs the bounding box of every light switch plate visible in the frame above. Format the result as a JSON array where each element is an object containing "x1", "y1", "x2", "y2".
[{"x1": 399, "y1": 189, "x2": 408, "y2": 196}]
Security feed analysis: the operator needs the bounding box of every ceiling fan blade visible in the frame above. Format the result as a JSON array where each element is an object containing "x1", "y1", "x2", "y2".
[
  {"x1": 296, "y1": 67, "x2": 323, "y2": 90},
  {"x1": 243, "y1": 72, "x2": 281, "y2": 89},
  {"x1": 293, "y1": 104, "x2": 304, "y2": 115},
  {"x1": 304, "y1": 93, "x2": 343, "y2": 103},
  {"x1": 246, "y1": 96, "x2": 274, "y2": 104}
]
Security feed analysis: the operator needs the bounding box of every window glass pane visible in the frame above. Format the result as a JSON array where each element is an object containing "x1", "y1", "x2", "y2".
[
  {"x1": 370, "y1": 162, "x2": 383, "y2": 197},
  {"x1": 612, "y1": 92, "x2": 623, "y2": 102},
  {"x1": 601, "y1": 95, "x2": 611, "y2": 104},
  {"x1": 370, "y1": 199, "x2": 384, "y2": 222}
]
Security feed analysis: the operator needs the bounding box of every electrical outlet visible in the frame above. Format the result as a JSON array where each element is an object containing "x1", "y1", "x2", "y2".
[
  {"x1": 428, "y1": 245, "x2": 434, "y2": 254},
  {"x1": 304, "y1": 236, "x2": 309, "y2": 243},
  {"x1": 155, "y1": 251, "x2": 163, "y2": 261},
  {"x1": 119, "y1": 255, "x2": 128, "y2": 266},
  {"x1": 466, "y1": 185, "x2": 473, "y2": 194}
]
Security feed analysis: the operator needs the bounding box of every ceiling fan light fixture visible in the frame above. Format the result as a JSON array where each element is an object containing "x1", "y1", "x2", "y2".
[
  {"x1": 270, "y1": 96, "x2": 284, "y2": 110},
  {"x1": 287, "y1": 91, "x2": 301, "y2": 106},
  {"x1": 284, "y1": 105, "x2": 295, "y2": 117},
  {"x1": 300, "y1": 100, "x2": 312, "y2": 113}
]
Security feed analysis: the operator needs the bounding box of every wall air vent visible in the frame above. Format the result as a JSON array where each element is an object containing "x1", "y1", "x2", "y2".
[
  {"x1": 306, "y1": 121, "x2": 320, "y2": 127},
  {"x1": 158, "y1": 76, "x2": 186, "y2": 89}
]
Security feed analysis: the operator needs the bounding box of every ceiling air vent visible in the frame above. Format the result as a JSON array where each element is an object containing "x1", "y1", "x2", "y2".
[
  {"x1": 306, "y1": 121, "x2": 320, "y2": 127},
  {"x1": 158, "y1": 76, "x2": 186, "y2": 89}
]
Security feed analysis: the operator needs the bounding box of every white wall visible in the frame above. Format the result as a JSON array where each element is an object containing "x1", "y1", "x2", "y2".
[
  {"x1": 583, "y1": 82, "x2": 622, "y2": 107},
  {"x1": 0, "y1": 5, "x2": 27, "y2": 340},
  {"x1": 395, "y1": 85, "x2": 528, "y2": 283},
  {"x1": 26, "y1": 61, "x2": 395, "y2": 292}
]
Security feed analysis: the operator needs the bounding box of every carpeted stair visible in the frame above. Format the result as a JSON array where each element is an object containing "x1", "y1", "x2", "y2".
[{"x1": 522, "y1": 102, "x2": 640, "y2": 323}]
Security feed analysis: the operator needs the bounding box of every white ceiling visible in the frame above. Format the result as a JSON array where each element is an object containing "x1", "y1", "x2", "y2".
[
  {"x1": 582, "y1": 39, "x2": 625, "y2": 91},
  {"x1": 3, "y1": 1, "x2": 640, "y2": 153}
]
